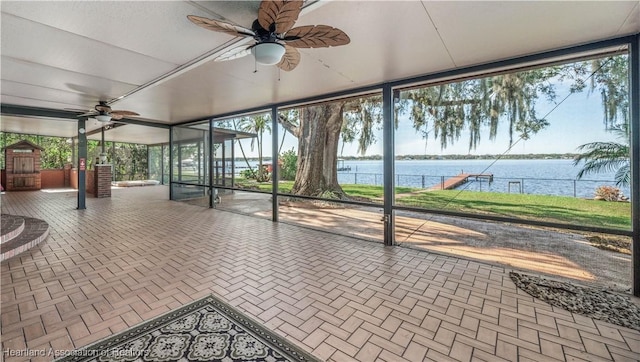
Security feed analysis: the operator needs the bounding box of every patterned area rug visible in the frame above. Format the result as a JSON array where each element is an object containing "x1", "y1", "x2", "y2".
[{"x1": 55, "y1": 295, "x2": 320, "y2": 362}]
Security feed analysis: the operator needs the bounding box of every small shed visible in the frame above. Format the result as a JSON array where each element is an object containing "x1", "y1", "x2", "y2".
[{"x1": 3, "y1": 140, "x2": 44, "y2": 191}]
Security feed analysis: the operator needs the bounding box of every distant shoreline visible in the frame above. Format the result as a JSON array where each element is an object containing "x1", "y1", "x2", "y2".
[
  {"x1": 249, "y1": 154, "x2": 579, "y2": 162},
  {"x1": 338, "y1": 153, "x2": 579, "y2": 161}
]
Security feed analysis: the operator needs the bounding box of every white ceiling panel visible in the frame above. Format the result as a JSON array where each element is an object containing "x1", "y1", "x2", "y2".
[
  {"x1": 87, "y1": 124, "x2": 169, "y2": 145},
  {"x1": 287, "y1": 1, "x2": 455, "y2": 84},
  {"x1": 0, "y1": 115, "x2": 77, "y2": 138},
  {"x1": 192, "y1": 1, "x2": 262, "y2": 26},
  {"x1": 1, "y1": 57, "x2": 138, "y2": 107},
  {"x1": 1, "y1": 80, "x2": 103, "y2": 110},
  {"x1": 113, "y1": 48, "x2": 364, "y2": 122},
  {"x1": 114, "y1": 1, "x2": 447, "y2": 121},
  {"x1": 622, "y1": 2, "x2": 640, "y2": 32},
  {"x1": 1, "y1": 95, "x2": 91, "y2": 113},
  {"x1": 1, "y1": 13, "x2": 176, "y2": 85},
  {"x1": 425, "y1": 1, "x2": 640, "y2": 68},
  {"x1": 0, "y1": 1, "x2": 242, "y2": 65}
]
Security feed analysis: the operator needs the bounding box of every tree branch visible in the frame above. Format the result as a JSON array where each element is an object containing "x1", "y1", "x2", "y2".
[{"x1": 278, "y1": 114, "x2": 300, "y2": 138}]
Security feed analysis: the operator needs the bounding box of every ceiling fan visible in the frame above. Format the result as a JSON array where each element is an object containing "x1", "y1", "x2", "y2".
[
  {"x1": 187, "y1": 0, "x2": 350, "y2": 71},
  {"x1": 74, "y1": 101, "x2": 140, "y2": 123}
]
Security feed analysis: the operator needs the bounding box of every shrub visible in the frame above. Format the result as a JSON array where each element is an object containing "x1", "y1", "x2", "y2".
[
  {"x1": 594, "y1": 186, "x2": 621, "y2": 201},
  {"x1": 279, "y1": 148, "x2": 297, "y2": 181},
  {"x1": 240, "y1": 167, "x2": 271, "y2": 182},
  {"x1": 239, "y1": 169, "x2": 256, "y2": 179},
  {"x1": 255, "y1": 167, "x2": 271, "y2": 183}
]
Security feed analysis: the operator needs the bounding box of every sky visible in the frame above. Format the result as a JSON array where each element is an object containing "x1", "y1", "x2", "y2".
[
  {"x1": 392, "y1": 85, "x2": 618, "y2": 156},
  {"x1": 236, "y1": 80, "x2": 621, "y2": 158}
]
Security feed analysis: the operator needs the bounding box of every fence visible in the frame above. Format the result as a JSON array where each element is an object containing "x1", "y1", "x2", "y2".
[
  {"x1": 211, "y1": 166, "x2": 623, "y2": 199},
  {"x1": 336, "y1": 172, "x2": 626, "y2": 198}
]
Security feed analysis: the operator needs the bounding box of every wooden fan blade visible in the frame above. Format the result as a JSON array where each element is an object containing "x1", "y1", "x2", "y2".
[
  {"x1": 215, "y1": 45, "x2": 253, "y2": 62},
  {"x1": 284, "y1": 25, "x2": 350, "y2": 48},
  {"x1": 187, "y1": 15, "x2": 255, "y2": 37},
  {"x1": 277, "y1": 45, "x2": 300, "y2": 72},
  {"x1": 110, "y1": 110, "x2": 140, "y2": 119},
  {"x1": 258, "y1": 0, "x2": 303, "y2": 34},
  {"x1": 95, "y1": 105, "x2": 111, "y2": 112}
]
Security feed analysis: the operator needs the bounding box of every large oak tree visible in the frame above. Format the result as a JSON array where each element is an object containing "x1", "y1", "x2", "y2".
[
  {"x1": 274, "y1": 54, "x2": 628, "y2": 198},
  {"x1": 278, "y1": 68, "x2": 556, "y2": 198}
]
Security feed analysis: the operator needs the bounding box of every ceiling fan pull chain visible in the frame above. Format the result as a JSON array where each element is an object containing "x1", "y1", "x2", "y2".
[
  {"x1": 254, "y1": 58, "x2": 258, "y2": 73},
  {"x1": 278, "y1": 67, "x2": 281, "y2": 82}
]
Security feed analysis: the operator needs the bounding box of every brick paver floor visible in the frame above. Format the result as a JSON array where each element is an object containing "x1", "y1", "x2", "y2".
[{"x1": 1, "y1": 187, "x2": 639, "y2": 361}]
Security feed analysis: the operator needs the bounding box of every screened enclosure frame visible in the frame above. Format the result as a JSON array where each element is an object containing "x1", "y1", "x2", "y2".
[
  {"x1": 147, "y1": 143, "x2": 171, "y2": 185},
  {"x1": 169, "y1": 34, "x2": 640, "y2": 296}
]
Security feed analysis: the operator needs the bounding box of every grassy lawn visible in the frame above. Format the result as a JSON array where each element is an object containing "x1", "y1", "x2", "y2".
[
  {"x1": 246, "y1": 181, "x2": 631, "y2": 230},
  {"x1": 252, "y1": 181, "x2": 413, "y2": 198},
  {"x1": 398, "y1": 190, "x2": 631, "y2": 230}
]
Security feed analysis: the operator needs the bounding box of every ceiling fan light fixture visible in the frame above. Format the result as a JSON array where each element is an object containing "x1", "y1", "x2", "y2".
[
  {"x1": 188, "y1": 1, "x2": 350, "y2": 71},
  {"x1": 96, "y1": 114, "x2": 112, "y2": 123},
  {"x1": 252, "y1": 42, "x2": 285, "y2": 65}
]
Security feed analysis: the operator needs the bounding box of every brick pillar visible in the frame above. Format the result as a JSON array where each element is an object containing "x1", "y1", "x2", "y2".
[{"x1": 94, "y1": 165, "x2": 112, "y2": 198}]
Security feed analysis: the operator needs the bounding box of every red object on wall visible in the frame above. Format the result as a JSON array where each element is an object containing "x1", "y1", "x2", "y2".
[{"x1": 79, "y1": 158, "x2": 86, "y2": 171}]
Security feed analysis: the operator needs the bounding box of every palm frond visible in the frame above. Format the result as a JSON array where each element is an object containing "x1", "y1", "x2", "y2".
[
  {"x1": 574, "y1": 139, "x2": 629, "y2": 186},
  {"x1": 614, "y1": 164, "x2": 630, "y2": 187}
]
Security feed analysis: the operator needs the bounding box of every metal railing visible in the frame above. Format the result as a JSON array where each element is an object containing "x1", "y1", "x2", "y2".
[{"x1": 336, "y1": 172, "x2": 627, "y2": 198}]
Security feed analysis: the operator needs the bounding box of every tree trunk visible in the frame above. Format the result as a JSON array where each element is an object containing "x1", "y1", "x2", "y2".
[{"x1": 290, "y1": 103, "x2": 346, "y2": 197}]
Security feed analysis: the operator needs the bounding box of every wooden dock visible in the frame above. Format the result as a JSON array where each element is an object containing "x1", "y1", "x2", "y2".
[{"x1": 429, "y1": 173, "x2": 493, "y2": 190}]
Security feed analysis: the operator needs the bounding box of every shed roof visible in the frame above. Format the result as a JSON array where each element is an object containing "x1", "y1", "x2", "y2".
[{"x1": 3, "y1": 140, "x2": 45, "y2": 151}]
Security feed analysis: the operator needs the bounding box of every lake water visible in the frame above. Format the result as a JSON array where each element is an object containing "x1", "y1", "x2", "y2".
[{"x1": 336, "y1": 159, "x2": 630, "y2": 198}]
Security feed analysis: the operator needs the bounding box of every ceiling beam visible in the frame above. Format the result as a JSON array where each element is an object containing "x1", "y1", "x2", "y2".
[
  {"x1": 0, "y1": 103, "x2": 169, "y2": 129},
  {"x1": 84, "y1": 123, "x2": 126, "y2": 137},
  {"x1": 1, "y1": 104, "x2": 80, "y2": 119},
  {"x1": 108, "y1": 118, "x2": 170, "y2": 129}
]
